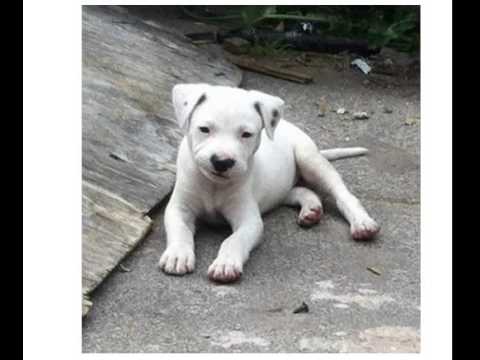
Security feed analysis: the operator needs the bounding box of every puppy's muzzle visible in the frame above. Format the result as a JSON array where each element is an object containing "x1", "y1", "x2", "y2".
[{"x1": 210, "y1": 155, "x2": 236, "y2": 173}]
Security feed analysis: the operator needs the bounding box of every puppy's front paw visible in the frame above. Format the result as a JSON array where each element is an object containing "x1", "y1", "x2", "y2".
[
  {"x1": 158, "y1": 245, "x2": 195, "y2": 275},
  {"x1": 208, "y1": 256, "x2": 242, "y2": 283},
  {"x1": 351, "y1": 217, "x2": 380, "y2": 240}
]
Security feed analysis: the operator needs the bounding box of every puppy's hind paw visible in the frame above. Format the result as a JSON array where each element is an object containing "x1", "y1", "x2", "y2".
[
  {"x1": 297, "y1": 206, "x2": 323, "y2": 227},
  {"x1": 351, "y1": 217, "x2": 380, "y2": 241}
]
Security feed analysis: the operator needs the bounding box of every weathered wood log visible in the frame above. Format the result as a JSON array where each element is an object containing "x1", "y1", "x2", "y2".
[
  {"x1": 225, "y1": 53, "x2": 313, "y2": 84},
  {"x1": 82, "y1": 5, "x2": 242, "y2": 316},
  {"x1": 82, "y1": 181, "x2": 153, "y2": 293}
]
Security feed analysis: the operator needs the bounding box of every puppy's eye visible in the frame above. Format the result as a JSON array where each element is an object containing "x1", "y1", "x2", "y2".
[
  {"x1": 242, "y1": 132, "x2": 253, "y2": 138},
  {"x1": 199, "y1": 126, "x2": 210, "y2": 134}
]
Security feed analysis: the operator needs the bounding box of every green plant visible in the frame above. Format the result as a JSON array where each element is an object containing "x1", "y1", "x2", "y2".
[
  {"x1": 248, "y1": 39, "x2": 291, "y2": 57},
  {"x1": 181, "y1": 5, "x2": 333, "y2": 30},
  {"x1": 181, "y1": 5, "x2": 420, "y2": 53}
]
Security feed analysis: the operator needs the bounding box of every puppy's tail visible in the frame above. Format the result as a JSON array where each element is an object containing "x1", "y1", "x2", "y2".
[{"x1": 319, "y1": 147, "x2": 368, "y2": 161}]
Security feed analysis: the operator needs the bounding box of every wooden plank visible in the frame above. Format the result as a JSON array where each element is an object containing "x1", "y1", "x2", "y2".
[
  {"x1": 83, "y1": 6, "x2": 242, "y2": 212},
  {"x1": 225, "y1": 53, "x2": 313, "y2": 84},
  {"x1": 82, "y1": 6, "x2": 242, "y2": 316},
  {"x1": 82, "y1": 181, "x2": 152, "y2": 294}
]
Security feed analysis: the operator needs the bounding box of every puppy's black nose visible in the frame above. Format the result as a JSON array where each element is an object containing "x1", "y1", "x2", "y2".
[{"x1": 210, "y1": 155, "x2": 235, "y2": 173}]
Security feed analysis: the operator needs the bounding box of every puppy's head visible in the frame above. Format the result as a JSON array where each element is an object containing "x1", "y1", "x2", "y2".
[{"x1": 172, "y1": 83, "x2": 284, "y2": 184}]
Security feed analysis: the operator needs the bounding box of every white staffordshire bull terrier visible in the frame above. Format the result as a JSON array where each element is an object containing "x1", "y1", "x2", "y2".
[{"x1": 159, "y1": 83, "x2": 380, "y2": 283}]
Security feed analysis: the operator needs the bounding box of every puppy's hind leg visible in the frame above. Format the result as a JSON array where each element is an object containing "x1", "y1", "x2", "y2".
[
  {"x1": 293, "y1": 137, "x2": 380, "y2": 240},
  {"x1": 284, "y1": 187, "x2": 323, "y2": 227}
]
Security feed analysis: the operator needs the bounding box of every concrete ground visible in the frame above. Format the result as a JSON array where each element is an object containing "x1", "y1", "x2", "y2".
[{"x1": 82, "y1": 49, "x2": 420, "y2": 352}]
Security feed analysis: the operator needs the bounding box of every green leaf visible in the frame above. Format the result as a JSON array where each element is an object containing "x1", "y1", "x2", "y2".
[{"x1": 241, "y1": 6, "x2": 271, "y2": 26}]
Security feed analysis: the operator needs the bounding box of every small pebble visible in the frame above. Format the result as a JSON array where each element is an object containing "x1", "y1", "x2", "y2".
[
  {"x1": 352, "y1": 112, "x2": 369, "y2": 120},
  {"x1": 405, "y1": 117, "x2": 420, "y2": 126},
  {"x1": 383, "y1": 107, "x2": 393, "y2": 114},
  {"x1": 336, "y1": 108, "x2": 347, "y2": 115},
  {"x1": 293, "y1": 301, "x2": 309, "y2": 314},
  {"x1": 317, "y1": 97, "x2": 328, "y2": 117}
]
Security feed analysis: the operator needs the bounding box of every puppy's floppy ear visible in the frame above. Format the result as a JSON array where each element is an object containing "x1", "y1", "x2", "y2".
[
  {"x1": 250, "y1": 90, "x2": 285, "y2": 140},
  {"x1": 172, "y1": 83, "x2": 209, "y2": 132}
]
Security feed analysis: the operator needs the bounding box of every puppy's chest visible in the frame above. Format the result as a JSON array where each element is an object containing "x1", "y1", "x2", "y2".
[{"x1": 198, "y1": 190, "x2": 231, "y2": 224}]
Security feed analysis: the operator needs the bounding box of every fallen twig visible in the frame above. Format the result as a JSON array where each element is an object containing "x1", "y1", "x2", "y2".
[
  {"x1": 119, "y1": 264, "x2": 131, "y2": 272},
  {"x1": 367, "y1": 266, "x2": 382, "y2": 276}
]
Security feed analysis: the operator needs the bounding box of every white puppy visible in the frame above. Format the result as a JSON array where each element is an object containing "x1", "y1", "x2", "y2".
[{"x1": 159, "y1": 83, "x2": 380, "y2": 283}]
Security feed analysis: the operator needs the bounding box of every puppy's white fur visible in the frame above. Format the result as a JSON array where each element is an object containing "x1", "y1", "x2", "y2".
[{"x1": 159, "y1": 84, "x2": 380, "y2": 283}]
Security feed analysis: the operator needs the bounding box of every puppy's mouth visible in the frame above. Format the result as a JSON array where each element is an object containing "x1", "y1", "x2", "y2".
[{"x1": 210, "y1": 171, "x2": 228, "y2": 179}]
